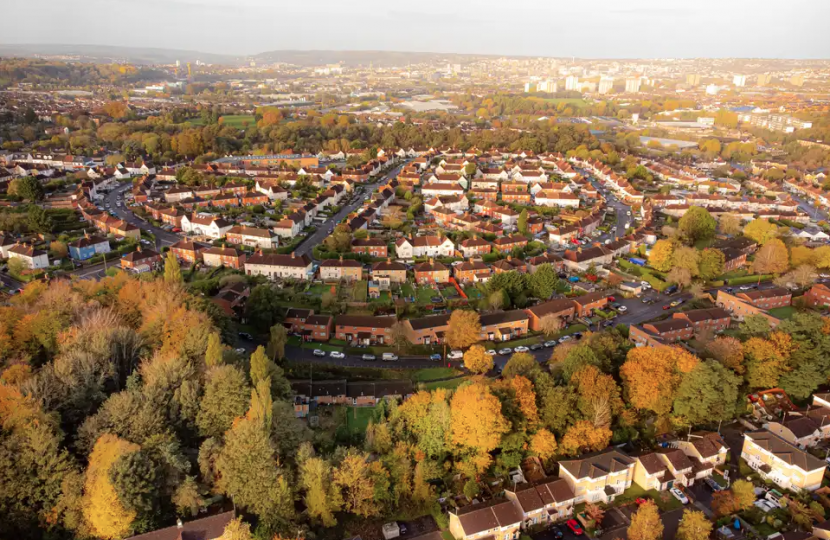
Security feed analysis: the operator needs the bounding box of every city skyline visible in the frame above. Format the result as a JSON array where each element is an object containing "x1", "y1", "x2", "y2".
[{"x1": 4, "y1": 0, "x2": 830, "y2": 59}]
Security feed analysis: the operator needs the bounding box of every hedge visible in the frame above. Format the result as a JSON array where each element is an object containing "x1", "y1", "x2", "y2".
[
  {"x1": 727, "y1": 274, "x2": 774, "y2": 286},
  {"x1": 642, "y1": 273, "x2": 669, "y2": 292}
]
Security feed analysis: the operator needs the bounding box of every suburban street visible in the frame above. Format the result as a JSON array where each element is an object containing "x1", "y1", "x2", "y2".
[{"x1": 105, "y1": 181, "x2": 181, "y2": 247}]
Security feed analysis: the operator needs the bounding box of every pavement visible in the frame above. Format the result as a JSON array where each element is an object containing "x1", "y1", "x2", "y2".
[{"x1": 294, "y1": 161, "x2": 408, "y2": 258}]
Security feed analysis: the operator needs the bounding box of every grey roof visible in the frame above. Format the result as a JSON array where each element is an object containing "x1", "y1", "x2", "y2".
[
  {"x1": 744, "y1": 429, "x2": 826, "y2": 472},
  {"x1": 559, "y1": 449, "x2": 635, "y2": 480}
]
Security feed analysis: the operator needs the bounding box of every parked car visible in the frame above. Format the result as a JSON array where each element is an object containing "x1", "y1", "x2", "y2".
[
  {"x1": 635, "y1": 497, "x2": 650, "y2": 505},
  {"x1": 330, "y1": 351, "x2": 345, "y2": 359},
  {"x1": 754, "y1": 500, "x2": 776, "y2": 513},
  {"x1": 558, "y1": 336, "x2": 572, "y2": 343},
  {"x1": 362, "y1": 354, "x2": 376, "y2": 361},
  {"x1": 607, "y1": 296, "x2": 616, "y2": 302},
  {"x1": 704, "y1": 477, "x2": 723, "y2": 492},
  {"x1": 429, "y1": 354, "x2": 442, "y2": 361},
  {"x1": 447, "y1": 350, "x2": 463, "y2": 360},
  {"x1": 670, "y1": 488, "x2": 688, "y2": 504},
  {"x1": 497, "y1": 348, "x2": 513, "y2": 355},
  {"x1": 566, "y1": 519, "x2": 583, "y2": 535},
  {"x1": 551, "y1": 527, "x2": 564, "y2": 540},
  {"x1": 663, "y1": 304, "x2": 672, "y2": 310},
  {"x1": 382, "y1": 352, "x2": 399, "y2": 361},
  {"x1": 572, "y1": 332, "x2": 583, "y2": 340},
  {"x1": 485, "y1": 349, "x2": 497, "y2": 356},
  {"x1": 238, "y1": 332, "x2": 253, "y2": 340},
  {"x1": 544, "y1": 340, "x2": 557, "y2": 348},
  {"x1": 640, "y1": 281, "x2": 652, "y2": 289},
  {"x1": 617, "y1": 306, "x2": 628, "y2": 312},
  {"x1": 234, "y1": 348, "x2": 246, "y2": 355},
  {"x1": 670, "y1": 300, "x2": 681, "y2": 307},
  {"x1": 739, "y1": 285, "x2": 752, "y2": 291},
  {"x1": 514, "y1": 346, "x2": 530, "y2": 353},
  {"x1": 530, "y1": 343, "x2": 543, "y2": 351}
]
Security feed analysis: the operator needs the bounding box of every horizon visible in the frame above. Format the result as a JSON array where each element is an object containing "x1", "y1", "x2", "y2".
[{"x1": 4, "y1": 0, "x2": 830, "y2": 59}]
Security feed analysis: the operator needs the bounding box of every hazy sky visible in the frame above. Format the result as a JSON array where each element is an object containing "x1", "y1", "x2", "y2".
[{"x1": 5, "y1": 0, "x2": 830, "y2": 58}]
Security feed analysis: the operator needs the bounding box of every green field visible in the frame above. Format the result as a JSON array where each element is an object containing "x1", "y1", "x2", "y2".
[
  {"x1": 411, "y1": 367, "x2": 460, "y2": 382},
  {"x1": 768, "y1": 306, "x2": 797, "y2": 320},
  {"x1": 422, "y1": 377, "x2": 468, "y2": 391},
  {"x1": 186, "y1": 115, "x2": 255, "y2": 127},
  {"x1": 337, "y1": 406, "x2": 376, "y2": 438},
  {"x1": 541, "y1": 98, "x2": 588, "y2": 107}
]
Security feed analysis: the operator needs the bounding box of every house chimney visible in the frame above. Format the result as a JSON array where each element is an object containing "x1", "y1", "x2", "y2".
[
  {"x1": 507, "y1": 255, "x2": 512, "y2": 262},
  {"x1": 429, "y1": 257, "x2": 434, "y2": 265},
  {"x1": 291, "y1": 251, "x2": 295, "y2": 259},
  {"x1": 177, "y1": 518, "x2": 183, "y2": 529},
  {"x1": 137, "y1": 245, "x2": 142, "y2": 252},
  {"x1": 387, "y1": 257, "x2": 391, "y2": 263}
]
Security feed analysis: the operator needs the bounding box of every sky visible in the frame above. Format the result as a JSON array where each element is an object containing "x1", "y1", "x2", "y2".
[{"x1": 4, "y1": 0, "x2": 830, "y2": 59}]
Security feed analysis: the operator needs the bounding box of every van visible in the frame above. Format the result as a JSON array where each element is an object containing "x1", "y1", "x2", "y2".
[{"x1": 382, "y1": 352, "x2": 399, "y2": 361}]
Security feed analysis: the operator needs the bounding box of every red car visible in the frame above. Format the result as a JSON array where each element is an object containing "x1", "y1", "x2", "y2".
[
  {"x1": 566, "y1": 519, "x2": 583, "y2": 535},
  {"x1": 635, "y1": 497, "x2": 650, "y2": 505},
  {"x1": 663, "y1": 304, "x2": 671, "y2": 310},
  {"x1": 607, "y1": 295, "x2": 615, "y2": 302},
  {"x1": 172, "y1": 227, "x2": 181, "y2": 233}
]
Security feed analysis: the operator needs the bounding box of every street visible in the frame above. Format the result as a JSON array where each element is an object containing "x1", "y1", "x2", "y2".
[{"x1": 105, "y1": 182, "x2": 181, "y2": 247}]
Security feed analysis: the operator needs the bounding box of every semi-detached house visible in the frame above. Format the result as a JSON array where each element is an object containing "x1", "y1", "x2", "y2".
[
  {"x1": 227, "y1": 226, "x2": 279, "y2": 249},
  {"x1": 504, "y1": 478, "x2": 576, "y2": 528},
  {"x1": 449, "y1": 499, "x2": 523, "y2": 540},
  {"x1": 741, "y1": 429, "x2": 827, "y2": 491},
  {"x1": 559, "y1": 449, "x2": 635, "y2": 504},
  {"x1": 396, "y1": 235, "x2": 454, "y2": 258},
  {"x1": 181, "y1": 214, "x2": 233, "y2": 239},
  {"x1": 334, "y1": 315, "x2": 396, "y2": 346},
  {"x1": 319, "y1": 257, "x2": 363, "y2": 282},
  {"x1": 245, "y1": 252, "x2": 312, "y2": 281}
]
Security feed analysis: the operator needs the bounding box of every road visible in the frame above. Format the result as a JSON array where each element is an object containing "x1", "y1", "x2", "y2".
[
  {"x1": 295, "y1": 161, "x2": 408, "y2": 258},
  {"x1": 104, "y1": 182, "x2": 181, "y2": 248},
  {"x1": 790, "y1": 193, "x2": 828, "y2": 222}
]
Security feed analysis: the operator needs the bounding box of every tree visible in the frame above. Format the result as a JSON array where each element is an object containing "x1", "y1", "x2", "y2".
[
  {"x1": 7, "y1": 257, "x2": 25, "y2": 279},
  {"x1": 744, "y1": 219, "x2": 778, "y2": 245},
  {"x1": 511, "y1": 375, "x2": 540, "y2": 427},
  {"x1": 529, "y1": 264, "x2": 558, "y2": 300},
  {"x1": 740, "y1": 315, "x2": 771, "y2": 337},
  {"x1": 450, "y1": 383, "x2": 510, "y2": 471},
  {"x1": 50, "y1": 240, "x2": 68, "y2": 259},
  {"x1": 621, "y1": 346, "x2": 699, "y2": 417},
  {"x1": 815, "y1": 245, "x2": 830, "y2": 269},
  {"x1": 445, "y1": 310, "x2": 481, "y2": 350},
  {"x1": 517, "y1": 209, "x2": 528, "y2": 235},
  {"x1": 249, "y1": 345, "x2": 291, "y2": 399},
  {"x1": 570, "y1": 365, "x2": 623, "y2": 428},
  {"x1": 791, "y1": 264, "x2": 817, "y2": 287},
  {"x1": 712, "y1": 490, "x2": 738, "y2": 517},
  {"x1": 706, "y1": 337, "x2": 744, "y2": 373},
  {"x1": 205, "y1": 332, "x2": 223, "y2": 367},
  {"x1": 196, "y1": 365, "x2": 249, "y2": 438},
  {"x1": 389, "y1": 321, "x2": 411, "y2": 352},
  {"x1": 219, "y1": 517, "x2": 254, "y2": 540},
  {"x1": 790, "y1": 245, "x2": 816, "y2": 267},
  {"x1": 678, "y1": 206, "x2": 716, "y2": 244},
  {"x1": 560, "y1": 345, "x2": 602, "y2": 381},
  {"x1": 673, "y1": 360, "x2": 740, "y2": 425},
  {"x1": 529, "y1": 429, "x2": 558, "y2": 461},
  {"x1": 333, "y1": 449, "x2": 383, "y2": 517},
  {"x1": 9, "y1": 176, "x2": 44, "y2": 202},
  {"x1": 245, "y1": 285, "x2": 281, "y2": 331},
  {"x1": 667, "y1": 267, "x2": 692, "y2": 289},
  {"x1": 672, "y1": 246, "x2": 700, "y2": 277},
  {"x1": 538, "y1": 314, "x2": 563, "y2": 337},
  {"x1": 788, "y1": 500, "x2": 814, "y2": 530},
  {"x1": 719, "y1": 214, "x2": 742, "y2": 236},
  {"x1": 27, "y1": 205, "x2": 53, "y2": 233},
  {"x1": 266, "y1": 324, "x2": 288, "y2": 361},
  {"x1": 698, "y1": 248, "x2": 725, "y2": 280},
  {"x1": 163, "y1": 251, "x2": 182, "y2": 284},
  {"x1": 299, "y1": 454, "x2": 340, "y2": 526},
  {"x1": 171, "y1": 476, "x2": 204, "y2": 518},
  {"x1": 676, "y1": 510, "x2": 713, "y2": 540},
  {"x1": 648, "y1": 240, "x2": 675, "y2": 272},
  {"x1": 628, "y1": 501, "x2": 663, "y2": 540},
  {"x1": 585, "y1": 503, "x2": 606, "y2": 528},
  {"x1": 463, "y1": 345, "x2": 494, "y2": 374},
  {"x1": 82, "y1": 434, "x2": 139, "y2": 540},
  {"x1": 502, "y1": 351, "x2": 538, "y2": 379},
  {"x1": 731, "y1": 479, "x2": 755, "y2": 511},
  {"x1": 752, "y1": 238, "x2": 789, "y2": 274},
  {"x1": 560, "y1": 420, "x2": 612, "y2": 456}
]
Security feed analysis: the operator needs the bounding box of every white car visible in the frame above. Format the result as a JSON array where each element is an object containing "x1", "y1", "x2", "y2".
[
  {"x1": 640, "y1": 281, "x2": 651, "y2": 289},
  {"x1": 486, "y1": 349, "x2": 497, "y2": 356},
  {"x1": 234, "y1": 347, "x2": 246, "y2": 355},
  {"x1": 514, "y1": 346, "x2": 530, "y2": 353},
  {"x1": 558, "y1": 336, "x2": 573, "y2": 343},
  {"x1": 447, "y1": 350, "x2": 464, "y2": 360},
  {"x1": 753, "y1": 500, "x2": 776, "y2": 513},
  {"x1": 312, "y1": 349, "x2": 326, "y2": 357},
  {"x1": 497, "y1": 348, "x2": 513, "y2": 355},
  {"x1": 740, "y1": 285, "x2": 752, "y2": 291},
  {"x1": 670, "y1": 488, "x2": 688, "y2": 504},
  {"x1": 544, "y1": 340, "x2": 558, "y2": 348},
  {"x1": 617, "y1": 306, "x2": 628, "y2": 312},
  {"x1": 329, "y1": 351, "x2": 345, "y2": 359}
]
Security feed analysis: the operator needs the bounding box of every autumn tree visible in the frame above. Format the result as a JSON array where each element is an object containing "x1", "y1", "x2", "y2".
[
  {"x1": 446, "y1": 310, "x2": 481, "y2": 350},
  {"x1": 628, "y1": 501, "x2": 663, "y2": 540},
  {"x1": 698, "y1": 248, "x2": 725, "y2": 280},
  {"x1": 648, "y1": 239, "x2": 675, "y2": 272},
  {"x1": 570, "y1": 365, "x2": 623, "y2": 428},
  {"x1": 621, "y1": 346, "x2": 699, "y2": 417},
  {"x1": 559, "y1": 420, "x2": 612, "y2": 456},
  {"x1": 510, "y1": 375, "x2": 540, "y2": 427},
  {"x1": 502, "y1": 351, "x2": 538, "y2": 379},
  {"x1": 82, "y1": 434, "x2": 140, "y2": 539},
  {"x1": 530, "y1": 428, "x2": 558, "y2": 461},
  {"x1": 744, "y1": 219, "x2": 778, "y2": 245},
  {"x1": 463, "y1": 345, "x2": 494, "y2": 374},
  {"x1": 163, "y1": 251, "x2": 182, "y2": 284},
  {"x1": 731, "y1": 479, "x2": 756, "y2": 511},
  {"x1": 672, "y1": 246, "x2": 700, "y2": 277},
  {"x1": 266, "y1": 323, "x2": 288, "y2": 361},
  {"x1": 676, "y1": 510, "x2": 713, "y2": 540},
  {"x1": 678, "y1": 206, "x2": 716, "y2": 244},
  {"x1": 706, "y1": 336, "x2": 744, "y2": 373},
  {"x1": 790, "y1": 245, "x2": 816, "y2": 267},
  {"x1": 743, "y1": 333, "x2": 792, "y2": 388},
  {"x1": 539, "y1": 314, "x2": 563, "y2": 337},
  {"x1": 299, "y1": 450, "x2": 341, "y2": 526},
  {"x1": 196, "y1": 365, "x2": 249, "y2": 438},
  {"x1": 667, "y1": 267, "x2": 693, "y2": 289},
  {"x1": 333, "y1": 449, "x2": 384, "y2": 517},
  {"x1": 205, "y1": 332, "x2": 223, "y2": 367},
  {"x1": 719, "y1": 214, "x2": 742, "y2": 236},
  {"x1": 752, "y1": 238, "x2": 789, "y2": 275},
  {"x1": 450, "y1": 383, "x2": 510, "y2": 471}
]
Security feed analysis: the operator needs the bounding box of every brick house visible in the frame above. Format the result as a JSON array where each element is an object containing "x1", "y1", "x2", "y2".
[
  {"x1": 170, "y1": 240, "x2": 206, "y2": 264},
  {"x1": 351, "y1": 238, "x2": 388, "y2": 257},
  {"x1": 402, "y1": 313, "x2": 451, "y2": 346},
  {"x1": 525, "y1": 298, "x2": 576, "y2": 331},
  {"x1": 284, "y1": 308, "x2": 333, "y2": 341},
  {"x1": 371, "y1": 259, "x2": 407, "y2": 283},
  {"x1": 211, "y1": 282, "x2": 250, "y2": 317},
  {"x1": 454, "y1": 261, "x2": 492, "y2": 283},
  {"x1": 805, "y1": 283, "x2": 830, "y2": 308},
  {"x1": 716, "y1": 290, "x2": 781, "y2": 327},
  {"x1": 414, "y1": 259, "x2": 450, "y2": 284},
  {"x1": 319, "y1": 257, "x2": 363, "y2": 282},
  {"x1": 572, "y1": 291, "x2": 609, "y2": 317},
  {"x1": 202, "y1": 246, "x2": 246, "y2": 269},
  {"x1": 459, "y1": 237, "x2": 493, "y2": 257},
  {"x1": 493, "y1": 234, "x2": 528, "y2": 253},
  {"x1": 334, "y1": 315, "x2": 396, "y2": 345},
  {"x1": 736, "y1": 287, "x2": 792, "y2": 310},
  {"x1": 245, "y1": 252, "x2": 312, "y2": 281},
  {"x1": 120, "y1": 247, "x2": 161, "y2": 272},
  {"x1": 493, "y1": 257, "x2": 528, "y2": 274},
  {"x1": 673, "y1": 308, "x2": 731, "y2": 333},
  {"x1": 480, "y1": 310, "x2": 530, "y2": 342},
  {"x1": 721, "y1": 247, "x2": 747, "y2": 272},
  {"x1": 630, "y1": 320, "x2": 694, "y2": 346}
]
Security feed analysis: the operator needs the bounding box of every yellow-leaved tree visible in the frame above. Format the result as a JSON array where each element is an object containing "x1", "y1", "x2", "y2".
[
  {"x1": 82, "y1": 434, "x2": 140, "y2": 539},
  {"x1": 450, "y1": 383, "x2": 510, "y2": 472}
]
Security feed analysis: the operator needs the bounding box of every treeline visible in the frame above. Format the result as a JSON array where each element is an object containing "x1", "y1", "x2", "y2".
[{"x1": 0, "y1": 59, "x2": 167, "y2": 88}]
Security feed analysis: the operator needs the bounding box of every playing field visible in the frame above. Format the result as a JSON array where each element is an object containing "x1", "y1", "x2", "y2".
[{"x1": 186, "y1": 115, "x2": 255, "y2": 127}]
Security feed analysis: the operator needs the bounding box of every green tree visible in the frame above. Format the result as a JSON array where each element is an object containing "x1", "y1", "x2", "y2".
[
  {"x1": 27, "y1": 205, "x2": 53, "y2": 233},
  {"x1": 744, "y1": 219, "x2": 778, "y2": 245},
  {"x1": 245, "y1": 285, "x2": 281, "y2": 331},
  {"x1": 502, "y1": 351, "x2": 538, "y2": 379},
  {"x1": 266, "y1": 324, "x2": 288, "y2": 362},
  {"x1": 648, "y1": 239, "x2": 675, "y2": 272},
  {"x1": 561, "y1": 344, "x2": 602, "y2": 381},
  {"x1": 299, "y1": 452, "x2": 341, "y2": 527},
  {"x1": 529, "y1": 264, "x2": 558, "y2": 300},
  {"x1": 205, "y1": 332, "x2": 223, "y2": 368},
  {"x1": 628, "y1": 501, "x2": 663, "y2": 540},
  {"x1": 698, "y1": 248, "x2": 725, "y2": 280},
  {"x1": 676, "y1": 510, "x2": 713, "y2": 540},
  {"x1": 196, "y1": 365, "x2": 249, "y2": 438},
  {"x1": 673, "y1": 360, "x2": 740, "y2": 425},
  {"x1": 517, "y1": 209, "x2": 528, "y2": 235},
  {"x1": 163, "y1": 251, "x2": 182, "y2": 284},
  {"x1": 678, "y1": 206, "x2": 716, "y2": 244},
  {"x1": 10, "y1": 176, "x2": 45, "y2": 202},
  {"x1": 249, "y1": 345, "x2": 291, "y2": 400}
]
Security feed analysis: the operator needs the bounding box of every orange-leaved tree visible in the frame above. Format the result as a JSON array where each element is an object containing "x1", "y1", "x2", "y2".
[{"x1": 620, "y1": 345, "x2": 699, "y2": 417}]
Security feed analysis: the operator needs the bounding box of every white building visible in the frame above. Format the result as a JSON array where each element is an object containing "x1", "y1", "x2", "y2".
[
  {"x1": 8, "y1": 244, "x2": 50, "y2": 269},
  {"x1": 625, "y1": 78, "x2": 641, "y2": 93}
]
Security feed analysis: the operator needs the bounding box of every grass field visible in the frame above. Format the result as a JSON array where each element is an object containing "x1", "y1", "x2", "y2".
[
  {"x1": 416, "y1": 286, "x2": 439, "y2": 304},
  {"x1": 186, "y1": 115, "x2": 255, "y2": 127},
  {"x1": 422, "y1": 377, "x2": 468, "y2": 391},
  {"x1": 411, "y1": 367, "x2": 459, "y2": 382},
  {"x1": 338, "y1": 406, "x2": 376, "y2": 438},
  {"x1": 768, "y1": 306, "x2": 797, "y2": 320}
]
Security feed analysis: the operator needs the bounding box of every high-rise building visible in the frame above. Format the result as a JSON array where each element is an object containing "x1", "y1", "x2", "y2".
[
  {"x1": 625, "y1": 78, "x2": 641, "y2": 93},
  {"x1": 524, "y1": 82, "x2": 533, "y2": 93},
  {"x1": 685, "y1": 73, "x2": 701, "y2": 86},
  {"x1": 791, "y1": 74, "x2": 805, "y2": 87},
  {"x1": 733, "y1": 74, "x2": 746, "y2": 87},
  {"x1": 756, "y1": 73, "x2": 772, "y2": 86},
  {"x1": 565, "y1": 75, "x2": 579, "y2": 91},
  {"x1": 598, "y1": 78, "x2": 614, "y2": 94},
  {"x1": 537, "y1": 80, "x2": 557, "y2": 93}
]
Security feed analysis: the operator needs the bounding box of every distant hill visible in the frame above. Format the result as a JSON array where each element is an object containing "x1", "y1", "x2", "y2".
[{"x1": 0, "y1": 44, "x2": 239, "y2": 65}]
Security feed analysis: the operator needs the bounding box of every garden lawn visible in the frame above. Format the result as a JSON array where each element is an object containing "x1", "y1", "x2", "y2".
[
  {"x1": 768, "y1": 306, "x2": 797, "y2": 320},
  {"x1": 416, "y1": 286, "x2": 439, "y2": 304},
  {"x1": 339, "y1": 406, "x2": 376, "y2": 437},
  {"x1": 422, "y1": 377, "x2": 468, "y2": 391},
  {"x1": 411, "y1": 367, "x2": 460, "y2": 382},
  {"x1": 401, "y1": 283, "x2": 416, "y2": 299},
  {"x1": 351, "y1": 280, "x2": 368, "y2": 302},
  {"x1": 218, "y1": 115, "x2": 255, "y2": 128}
]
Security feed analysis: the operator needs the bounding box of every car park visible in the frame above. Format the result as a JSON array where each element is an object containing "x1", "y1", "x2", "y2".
[
  {"x1": 362, "y1": 354, "x2": 376, "y2": 361},
  {"x1": 330, "y1": 351, "x2": 345, "y2": 359},
  {"x1": 313, "y1": 349, "x2": 326, "y2": 357},
  {"x1": 497, "y1": 348, "x2": 513, "y2": 355},
  {"x1": 447, "y1": 350, "x2": 463, "y2": 360},
  {"x1": 514, "y1": 346, "x2": 529, "y2": 353},
  {"x1": 670, "y1": 488, "x2": 688, "y2": 504}
]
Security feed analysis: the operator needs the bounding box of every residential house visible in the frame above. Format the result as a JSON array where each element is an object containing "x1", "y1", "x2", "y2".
[
  {"x1": 715, "y1": 290, "x2": 783, "y2": 327},
  {"x1": 459, "y1": 237, "x2": 493, "y2": 257},
  {"x1": 454, "y1": 261, "x2": 492, "y2": 283},
  {"x1": 669, "y1": 433, "x2": 728, "y2": 482},
  {"x1": 572, "y1": 291, "x2": 610, "y2": 317},
  {"x1": 673, "y1": 308, "x2": 731, "y2": 333},
  {"x1": 449, "y1": 499, "x2": 523, "y2": 540},
  {"x1": 351, "y1": 238, "x2": 388, "y2": 257},
  {"x1": 493, "y1": 257, "x2": 528, "y2": 274},
  {"x1": 633, "y1": 453, "x2": 679, "y2": 492},
  {"x1": 765, "y1": 415, "x2": 825, "y2": 449},
  {"x1": 504, "y1": 478, "x2": 576, "y2": 528},
  {"x1": 274, "y1": 214, "x2": 304, "y2": 239},
  {"x1": 372, "y1": 259, "x2": 407, "y2": 283},
  {"x1": 414, "y1": 259, "x2": 450, "y2": 284},
  {"x1": 202, "y1": 246, "x2": 246, "y2": 269},
  {"x1": 120, "y1": 248, "x2": 161, "y2": 272},
  {"x1": 68, "y1": 235, "x2": 110, "y2": 261},
  {"x1": 319, "y1": 257, "x2": 363, "y2": 282},
  {"x1": 402, "y1": 313, "x2": 451, "y2": 345},
  {"x1": 211, "y1": 282, "x2": 250, "y2": 317},
  {"x1": 227, "y1": 226, "x2": 279, "y2": 249},
  {"x1": 284, "y1": 308, "x2": 333, "y2": 342},
  {"x1": 562, "y1": 246, "x2": 613, "y2": 271},
  {"x1": 741, "y1": 429, "x2": 826, "y2": 491},
  {"x1": 170, "y1": 240, "x2": 206, "y2": 264},
  {"x1": 493, "y1": 234, "x2": 528, "y2": 253},
  {"x1": 181, "y1": 214, "x2": 233, "y2": 239},
  {"x1": 630, "y1": 320, "x2": 694, "y2": 346},
  {"x1": 346, "y1": 380, "x2": 415, "y2": 407},
  {"x1": 559, "y1": 449, "x2": 636, "y2": 503},
  {"x1": 334, "y1": 315, "x2": 396, "y2": 345},
  {"x1": 396, "y1": 235, "x2": 454, "y2": 258},
  {"x1": 255, "y1": 179, "x2": 289, "y2": 200},
  {"x1": 534, "y1": 190, "x2": 580, "y2": 208},
  {"x1": 0, "y1": 234, "x2": 16, "y2": 258},
  {"x1": 125, "y1": 510, "x2": 235, "y2": 540},
  {"x1": 7, "y1": 243, "x2": 49, "y2": 269},
  {"x1": 480, "y1": 310, "x2": 530, "y2": 342},
  {"x1": 805, "y1": 283, "x2": 830, "y2": 308},
  {"x1": 736, "y1": 287, "x2": 792, "y2": 310},
  {"x1": 525, "y1": 298, "x2": 576, "y2": 331},
  {"x1": 245, "y1": 252, "x2": 313, "y2": 280}
]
